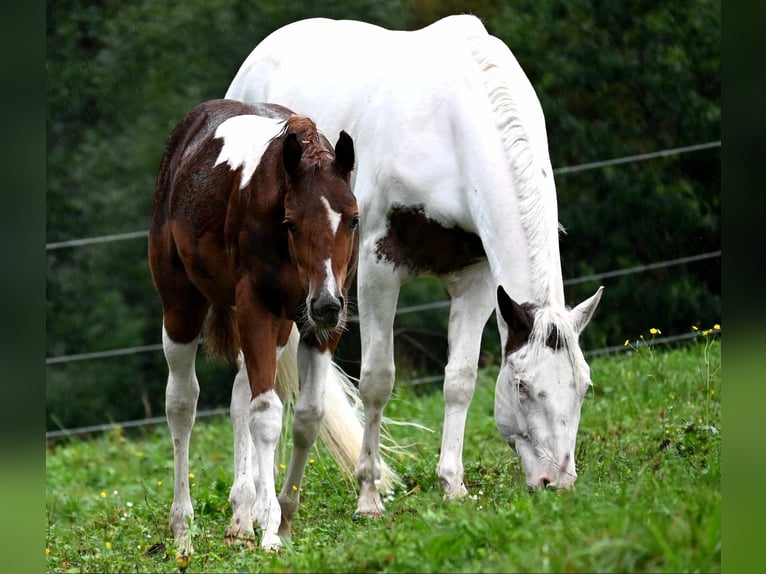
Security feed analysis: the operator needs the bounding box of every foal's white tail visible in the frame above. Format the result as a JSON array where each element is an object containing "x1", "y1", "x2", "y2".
[{"x1": 275, "y1": 325, "x2": 401, "y2": 492}]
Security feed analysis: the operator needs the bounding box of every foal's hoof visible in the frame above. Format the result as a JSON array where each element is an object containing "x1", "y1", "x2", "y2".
[
  {"x1": 224, "y1": 529, "x2": 256, "y2": 549},
  {"x1": 175, "y1": 552, "x2": 191, "y2": 573}
]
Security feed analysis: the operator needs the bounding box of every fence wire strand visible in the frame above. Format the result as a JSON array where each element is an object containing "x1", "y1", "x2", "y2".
[{"x1": 45, "y1": 141, "x2": 721, "y2": 252}]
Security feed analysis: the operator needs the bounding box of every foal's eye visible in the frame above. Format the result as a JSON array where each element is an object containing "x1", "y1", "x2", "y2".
[
  {"x1": 283, "y1": 219, "x2": 298, "y2": 235},
  {"x1": 349, "y1": 215, "x2": 360, "y2": 230}
]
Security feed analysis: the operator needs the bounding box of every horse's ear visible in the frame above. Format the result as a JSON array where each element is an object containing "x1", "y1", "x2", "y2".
[
  {"x1": 569, "y1": 286, "x2": 604, "y2": 334},
  {"x1": 334, "y1": 130, "x2": 355, "y2": 179},
  {"x1": 283, "y1": 132, "x2": 303, "y2": 175},
  {"x1": 497, "y1": 285, "x2": 533, "y2": 349}
]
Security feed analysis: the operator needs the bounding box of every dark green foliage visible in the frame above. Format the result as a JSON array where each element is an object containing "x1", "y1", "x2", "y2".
[{"x1": 46, "y1": 0, "x2": 719, "y2": 429}]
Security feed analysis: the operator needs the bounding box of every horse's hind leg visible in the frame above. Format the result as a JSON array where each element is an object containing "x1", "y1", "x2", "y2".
[{"x1": 438, "y1": 263, "x2": 495, "y2": 499}]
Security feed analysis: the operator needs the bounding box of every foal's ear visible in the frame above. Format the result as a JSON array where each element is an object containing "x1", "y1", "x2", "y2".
[
  {"x1": 497, "y1": 285, "x2": 533, "y2": 350},
  {"x1": 283, "y1": 132, "x2": 303, "y2": 175},
  {"x1": 334, "y1": 130, "x2": 355, "y2": 179}
]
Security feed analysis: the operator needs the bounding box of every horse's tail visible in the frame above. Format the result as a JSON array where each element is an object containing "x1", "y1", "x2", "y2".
[
  {"x1": 203, "y1": 304, "x2": 240, "y2": 362},
  {"x1": 275, "y1": 325, "x2": 403, "y2": 492}
]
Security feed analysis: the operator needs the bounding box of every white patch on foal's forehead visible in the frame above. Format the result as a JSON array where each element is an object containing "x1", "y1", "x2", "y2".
[
  {"x1": 213, "y1": 115, "x2": 284, "y2": 189},
  {"x1": 320, "y1": 196, "x2": 342, "y2": 235}
]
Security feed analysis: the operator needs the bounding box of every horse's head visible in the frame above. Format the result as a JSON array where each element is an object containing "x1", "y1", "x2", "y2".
[
  {"x1": 280, "y1": 118, "x2": 358, "y2": 335},
  {"x1": 494, "y1": 285, "x2": 603, "y2": 490}
]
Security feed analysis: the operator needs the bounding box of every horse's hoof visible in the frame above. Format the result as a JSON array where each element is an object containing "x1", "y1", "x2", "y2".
[
  {"x1": 224, "y1": 529, "x2": 256, "y2": 549},
  {"x1": 442, "y1": 484, "x2": 469, "y2": 500},
  {"x1": 352, "y1": 508, "x2": 385, "y2": 520},
  {"x1": 260, "y1": 533, "x2": 283, "y2": 551}
]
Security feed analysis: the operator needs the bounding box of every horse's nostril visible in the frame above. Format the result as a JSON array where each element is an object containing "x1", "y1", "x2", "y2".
[
  {"x1": 337, "y1": 295, "x2": 345, "y2": 310},
  {"x1": 540, "y1": 477, "x2": 552, "y2": 489}
]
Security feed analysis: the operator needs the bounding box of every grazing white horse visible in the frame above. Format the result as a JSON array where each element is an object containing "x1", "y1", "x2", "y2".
[{"x1": 226, "y1": 15, "x2": 603, "y2": 517}]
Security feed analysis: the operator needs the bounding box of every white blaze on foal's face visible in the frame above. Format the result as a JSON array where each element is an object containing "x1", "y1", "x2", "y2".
[
  {"x1": 321, "y1": 195, "x2": 342, "y2": 235},
  {"x1": 319, "y1": 195, "x2": 343, "y2": 293}
]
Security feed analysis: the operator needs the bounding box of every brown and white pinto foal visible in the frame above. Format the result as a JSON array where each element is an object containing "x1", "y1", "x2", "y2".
[{"x1": 148, "y1": 99, "x2": 358, "y2": 553}]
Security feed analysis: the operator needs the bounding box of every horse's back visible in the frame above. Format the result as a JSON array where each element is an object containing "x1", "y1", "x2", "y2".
[
  {"x1": 226, "y1": 16, "x2": 491, "y2": 133},
  {"x1": 225, "y1": 17, "x2": 549, "y2": 229}
]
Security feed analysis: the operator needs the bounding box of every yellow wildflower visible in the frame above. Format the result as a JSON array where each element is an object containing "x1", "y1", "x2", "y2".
[
  {"x1": 188, "y1": 472, "x2": 195, "y2": 479},
  {"x1": 691, "y1": 325, "x2": 699, "y2": 331},
  {"x1": 623, "y1": 339, "x2": 630, "y2": 347},
  {"x1": 45, "y1": 548, "x2": 50, "y2": 556},
  {"x1": 713, "y1": 324, "x2": 721, "y2": 330},
  {"x1": 309, "y1": 459, "x2": 316, "y2": 465},
  {"x1": 649, "y1": 327, "x2": 661, "y2": 335},
  {"x1": 100, "y1": 491, "x2": 107, "y2": 498},
  {"x1": 105, "y1": 541, "x2": 112, "y2": 550},
  {"x1": 279, "y1": 463, "x2": 286, "y2": 470},
  {"x1": 292, "y1": 485, "x2": 298, "y2": 491},
  {"x1": 157, "y1": 480, "x2": 163, "y2": 486}
]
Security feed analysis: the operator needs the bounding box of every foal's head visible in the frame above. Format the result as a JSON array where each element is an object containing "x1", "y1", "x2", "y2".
[
  {"x1": 494, "y1": 285, "x2": 603, "y2": 490},
  {"x1": 279, "y1": 117, "x2": 358, "y2": 336}
]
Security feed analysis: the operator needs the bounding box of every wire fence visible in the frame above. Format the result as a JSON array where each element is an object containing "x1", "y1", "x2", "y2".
[
  {"x1": 45, "y1": 249, "x2": 720, "y2": 366},
  {"x1": 45, "y1": 141, "x2": 721, "y2": 439},
  {"x1": 45, "y1": 141, "x2": 721, "y2": 252}
]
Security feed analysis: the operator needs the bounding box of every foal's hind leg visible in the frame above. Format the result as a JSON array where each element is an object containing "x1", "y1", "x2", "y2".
[
  {"x1": 153, "y1": 258, "x2": 210, "y2": 557},
  {"x1": 163, "y1": 324, "x2": 204, "y2": 557},
  {"x1": 438, "y1": 264, "x2": 495, "y2": 499}
]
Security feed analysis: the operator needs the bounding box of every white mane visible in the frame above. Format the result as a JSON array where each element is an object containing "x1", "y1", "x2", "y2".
[{"x1": 468, "y1": 34, "x2": 563, "y2": 308}]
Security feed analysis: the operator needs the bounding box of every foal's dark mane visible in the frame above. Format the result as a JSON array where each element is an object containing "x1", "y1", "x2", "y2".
[{"x1": 277, "y1": 115, "x2": 336, "y2": 171}]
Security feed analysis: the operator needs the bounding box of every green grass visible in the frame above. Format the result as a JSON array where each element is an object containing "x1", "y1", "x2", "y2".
[{"x1": 46, "y1": 335, "x2": 720, "y2": 573}]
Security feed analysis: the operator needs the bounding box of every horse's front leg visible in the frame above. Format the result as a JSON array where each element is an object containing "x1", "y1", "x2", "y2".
[
  {"x1": 355, "y1": 258, "x2": 402, "y2": 517},
  {"x1": 437, "y1": 264, "x2": 495, "y2": 499},
  {"x1": 277, "y1": 340, "x2": 332, "y2": 539}
]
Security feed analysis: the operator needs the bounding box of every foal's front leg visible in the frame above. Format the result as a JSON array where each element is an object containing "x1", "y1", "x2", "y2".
[
  {"x1": 227, "y1": 303, "x2": 287, "y2": 550},
  {"x1": 226, "y1": 358, "x2": 258, "y2": 547}
]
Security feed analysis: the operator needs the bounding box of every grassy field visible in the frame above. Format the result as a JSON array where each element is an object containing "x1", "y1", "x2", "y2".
[{"x1": 45, "y1": 333, "x2": 720, "y2": 573}]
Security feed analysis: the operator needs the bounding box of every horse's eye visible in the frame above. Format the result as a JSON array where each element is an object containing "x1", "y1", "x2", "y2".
[
  {"x1": 283, "y1": 219, "x2": 298, "y2": 235},
  {"x1": 349, "y1": 215, "x2": 360, "y2": 230}
]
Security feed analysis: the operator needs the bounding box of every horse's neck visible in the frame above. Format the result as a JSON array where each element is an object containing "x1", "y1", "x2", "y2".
[
  {"x1": 464, "y1": 35, "x2": 566, "y2": 309},
  {"x1": 444, "y1": 94, "x2": 562, "y2": 309},
  {"x1": 472, "y1": 169, "x2": 565, "y2": 309}
]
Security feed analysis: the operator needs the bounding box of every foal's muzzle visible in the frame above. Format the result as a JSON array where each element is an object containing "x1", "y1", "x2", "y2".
[{"x1": 309, "y1": 291, "x2": 344, "y2": 330}]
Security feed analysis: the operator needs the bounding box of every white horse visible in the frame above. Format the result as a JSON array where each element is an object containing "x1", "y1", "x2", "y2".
[{"x1": 226, "y1": 15, "x2": 603, "y2": 517}]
